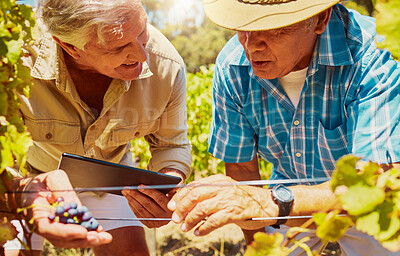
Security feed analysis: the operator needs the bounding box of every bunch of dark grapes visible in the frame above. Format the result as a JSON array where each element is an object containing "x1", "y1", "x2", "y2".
[{"x1": 46, "y1": 194, "x2": 99, "y2": 231}]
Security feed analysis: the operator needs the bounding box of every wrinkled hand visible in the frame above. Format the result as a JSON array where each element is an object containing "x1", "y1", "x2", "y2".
[
  {"x1": 19, "y1": 170, "x2": 112, "y2": 248},
  {"x1": 167, "y1": 174, "x2": 278, "y2": 236},
  {"x1": 122, "y1": 168, "x2": 185, "y2": 228}
]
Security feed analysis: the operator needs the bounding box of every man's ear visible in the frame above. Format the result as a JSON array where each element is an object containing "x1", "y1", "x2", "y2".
[
  {"x1": 52, "y1": 36, "x2": 81, "y2": 59},
  {"x1": 314, "y1": 7, "x2": 332, "y2": 34}
]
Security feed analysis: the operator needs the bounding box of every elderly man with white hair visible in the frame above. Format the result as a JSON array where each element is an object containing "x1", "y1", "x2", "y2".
[
  {"x1": 168, "y1": 0, "x2": 400, "y2": 255},
  {"x1": 4, "y1": 0, "x2": 192, "y2": 255}
]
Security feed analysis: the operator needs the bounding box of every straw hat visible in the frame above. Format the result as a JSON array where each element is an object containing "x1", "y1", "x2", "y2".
[{"x1": 203, "y1": 0, "x2": 340, "y2": 31}]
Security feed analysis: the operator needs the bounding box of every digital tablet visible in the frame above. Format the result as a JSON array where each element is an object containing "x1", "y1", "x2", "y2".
[{"x1": 58, "y1": 153, "x2": 181, "y2": 196}]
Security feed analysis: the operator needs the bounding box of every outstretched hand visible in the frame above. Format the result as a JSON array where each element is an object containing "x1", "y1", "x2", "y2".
[
  {"x1": 17, "y1": 170, "x2": 112, "y2": 248},
  {"x1": 167, "y1": 174, "x2": 278, "y2": 236}
]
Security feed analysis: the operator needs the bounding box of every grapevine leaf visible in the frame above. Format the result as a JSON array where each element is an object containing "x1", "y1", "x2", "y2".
[
  {"x1": 314, "y1": 211, "x2": 352, "y2": 243},
  {"x1": 381, "y1": 234, "x2": 400, "y2": 252},
  {"x1": 331, "y1": 155, "x2": 361, "y2": 191},
  {"x1": 244, "y1": 232, "x2": 290, "y2": 256},
  {"x1": 375, "y1": 202, "x2": 400, "y2": 241},
  {"x1": 0, "y1": 136, "x2": 14, "y2": 172},
  {"x1": 356, "y1": 211, "x2": 380, "y2": 236},
  {"x1": 358, "y1": 161, "x2": 380, "y2": 186},
  {"x1": 377, "y1": 168, "x2": 400, "y2": 190},
  {"x1": 5, "y1": 40, "x2": 22, "y2": 65},
  {"x1": 340, "y1": 183, "x2": 385, "y2": 216},
  {"x1": 0, "y1": 217, "x2": 18, "y2": 246},
  {"x1": 0, "y1": 40, "x2": 7, "y2": 58}
]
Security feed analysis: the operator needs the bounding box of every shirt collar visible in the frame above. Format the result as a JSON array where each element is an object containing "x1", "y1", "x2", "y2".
[
  {"x1": 30, "y1": 34, "x2": 153, "y2": 92},
  {"x1": 314, "y1": 4, "x2": 355, "y2": 67}
]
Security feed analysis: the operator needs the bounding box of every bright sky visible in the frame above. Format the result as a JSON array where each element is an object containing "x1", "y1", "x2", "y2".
[{"x1": 167, "y1": 0, "x2": 204, "y2": 26}]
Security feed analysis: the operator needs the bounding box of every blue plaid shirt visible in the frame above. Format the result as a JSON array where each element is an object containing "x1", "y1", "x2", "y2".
[{"x1": 208, "y1": 5, "x2": 400, "y2": 184}]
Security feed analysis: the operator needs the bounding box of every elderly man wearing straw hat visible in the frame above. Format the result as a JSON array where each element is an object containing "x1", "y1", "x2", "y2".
[{"x1": 167, "y1": 0, "x2": 400, "y2": 255}]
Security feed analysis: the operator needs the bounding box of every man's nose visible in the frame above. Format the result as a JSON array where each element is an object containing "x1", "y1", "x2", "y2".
[
  {"x1": 244, "y1": 31, "x2": 266, "y2": 52},
  {"x1": 127, "y1": 39, "x2": 148, "y2": 62}
]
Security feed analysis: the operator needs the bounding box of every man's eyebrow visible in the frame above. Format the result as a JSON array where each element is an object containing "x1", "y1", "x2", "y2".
[
  {"x1": 107, "y1": 26, "x2": 147, "y2": 52},
  {"x1": 109, "y1": 42, "x2": 131, "y2": 52}
]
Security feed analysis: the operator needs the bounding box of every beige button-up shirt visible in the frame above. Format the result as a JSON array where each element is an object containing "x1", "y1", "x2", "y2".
[{"x1": 19, "y1": 24, "x2": 192, "y2": 178}]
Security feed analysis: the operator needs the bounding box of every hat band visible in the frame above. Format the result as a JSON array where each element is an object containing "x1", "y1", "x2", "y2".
[{"x1": 241, "y1": 0, "x2": 295, "y2": 4}]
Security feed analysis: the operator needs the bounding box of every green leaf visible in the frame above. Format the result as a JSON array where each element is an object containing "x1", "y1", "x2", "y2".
[
  {"x1": 377, "y1": 168, "x2": 400, "y2": 190},
  {"x1": 381, "y1": 234, "x2": 400, "y2": 252},
  {"x1": 340, "y1": 183, "x2": 385, "y2": 216},
  {"x1": 356, "y1": 211, "x2": 380, "y2": 236},
  {"x1": 5, "y1": 40, "x2": 21, "y2": 65},
  {"x1": 375, "y1": 202, "x2": 400, "y2": 241},
  {"x1": 331, "y1": 155, "x2": 361, "y2": 191},
  {"x1": 244, "y1": 232, "x2": 290, "y2": 256},
  {"x1": 314, "y1": 211, "x2": 352, "y2": 243},
  {"x1": 0, "y1": 217, "x2": 18, "y2": 246}
]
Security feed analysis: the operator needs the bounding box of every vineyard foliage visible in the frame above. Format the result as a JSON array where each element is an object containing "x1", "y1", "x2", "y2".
[
  {"x1": 245, "y1": 155, "x2": 400, "y2": 255},
  {"x1": 0, "y1": 0, "x2": 35, "y2": 246},
  {"x1": 0, "y1": 0, "x2": 34, "y2": 177}
]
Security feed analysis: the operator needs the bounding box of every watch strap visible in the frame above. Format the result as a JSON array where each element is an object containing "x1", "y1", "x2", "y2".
[{"x1": 271, "y1": 185, "x2": 293, "y2": 229}]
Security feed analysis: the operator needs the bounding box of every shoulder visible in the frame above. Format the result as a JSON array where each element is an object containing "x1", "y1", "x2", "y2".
[
  {"x1": 333, "y1": 5, "x2": 377, "y2": 59},
  {"x1": 145, "y1": 24, "x2": 185, "y2": 68}
]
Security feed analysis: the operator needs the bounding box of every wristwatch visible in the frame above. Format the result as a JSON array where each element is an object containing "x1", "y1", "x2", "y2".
[{"x1": 271, "y1": 184, "x2": 294, "y2": 229}]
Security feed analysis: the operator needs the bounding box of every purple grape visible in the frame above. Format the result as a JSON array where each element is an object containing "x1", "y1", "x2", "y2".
[
  {"x1": 67, "y1": 218, "x2": 76, "y2": 224},
  {"x1": 63, "y1": 202, "x2": 72, "y2": 211},
  {"x1": 88, "y1": 218, "x2": 99, "y2": 231},
  {"x1": 81, "y1": 221, "x2": 90, "y2": 229},
  {"x1": 55, "y1": 206, "x2": 65, "y2": 216},
  {"x1": 68, "y1": 209, "x2": 78, "y2": 217},
  {"x1": 59, "y1": 216, "x2": 68, "y2": 224},
  {"x1": 77, "y1": 206, "x2": 88, "y2": 217},
  {"x1": 82, "y1": 212, "x2": 93, "y2": 221},
  {"x1": 49, "y1": 201, "x2": 99, "y2": 231}
]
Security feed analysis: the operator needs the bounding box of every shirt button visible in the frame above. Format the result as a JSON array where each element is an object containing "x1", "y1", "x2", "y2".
[
  {"x1": 45, "y1": 133, "x2": 53, "y2": 139},
  {"x1": 135, "y1": 132, "x2": 140, "y2": 136},
  {"x1": 294, "y1": 120, "x2": 300, "y2": 126},
  {"x1": 296, "y1": 152, "x2": 302, "y2": 158}
]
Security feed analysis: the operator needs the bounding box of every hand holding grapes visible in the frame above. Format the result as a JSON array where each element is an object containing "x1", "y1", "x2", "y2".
[{"x1": 16, "y1": 170, "x2": 112, "y2": 248}]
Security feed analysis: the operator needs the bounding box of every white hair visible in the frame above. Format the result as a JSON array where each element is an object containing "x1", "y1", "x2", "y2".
[{"x1": 37, "y1": 0, "x2": 140, "y2": 50}]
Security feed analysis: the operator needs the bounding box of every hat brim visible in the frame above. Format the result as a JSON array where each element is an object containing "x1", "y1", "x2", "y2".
[{"x1": 203, "y1": 0, "x2": 341, "y2": 31}]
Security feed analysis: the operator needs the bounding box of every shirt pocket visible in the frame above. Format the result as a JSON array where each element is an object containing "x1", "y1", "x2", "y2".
[
  {"x1": 105, "y1": 118, "x2": 161, "y2": 148},
  {"x1": 316, "y1": 120, "x2": 349, "y2": 173},
  {"x1": 24, "y1": 117, "x2": 80, "y2": 144}
]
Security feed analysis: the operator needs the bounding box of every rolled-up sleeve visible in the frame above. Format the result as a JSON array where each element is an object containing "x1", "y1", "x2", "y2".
[{"x1": 146, "y1": 67, "x2": 192, "y2": 178}]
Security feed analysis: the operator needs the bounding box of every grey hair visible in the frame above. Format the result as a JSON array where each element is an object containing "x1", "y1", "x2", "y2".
[{"x1": 36, "y1": 0, "x2": 140, "y2": 50}]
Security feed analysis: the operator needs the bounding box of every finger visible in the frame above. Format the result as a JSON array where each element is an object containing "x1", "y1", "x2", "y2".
[
  {"x1": 122, "y1": 190, "x2": 170, "y2": 228},
  {"x1": 123, "y1": 188, "x2": 170, "y2": 215},
  {"x1": 137, "y1": 185, "x2": 171, "y2": 211},
  {"x1": 193, "y1": 210, "x2": 233, "y2": 236},
  {"x1": 168, "y1": 174, "x2": 232, "y2": 211},
  {"x1": 170, "y1": 186, "x2": 219, "y2": 224},
  {"x1": 49, "y1": 231, "x2": 112, "y2": 248}
]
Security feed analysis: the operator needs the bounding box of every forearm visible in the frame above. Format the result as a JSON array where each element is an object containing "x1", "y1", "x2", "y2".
[
  {"x1": 285, "y1": 181, "x2": 343, "y2": 227},
  {"x1": 225, "y1": 157, "x2": 261, "y2": 182}
]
